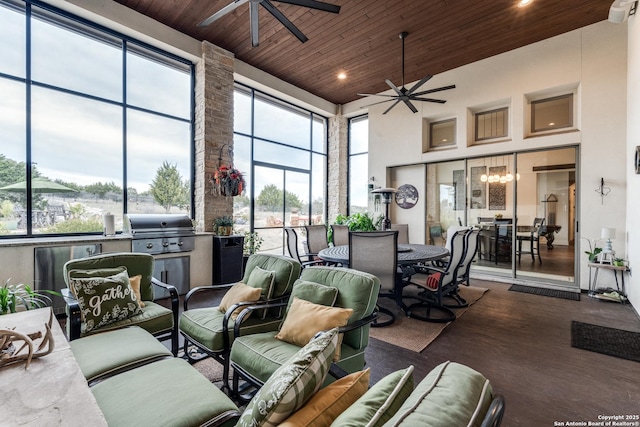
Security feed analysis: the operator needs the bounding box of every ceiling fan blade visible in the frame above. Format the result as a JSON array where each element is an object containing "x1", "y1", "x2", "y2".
[
  {"x1": 412, "y1": 84, "x2": 456, "y2": 97},
  {"x1": 385, "y1": 79, "x2": 403, "y2": 96},
  {"x1": 357, "y1": 93, "x2": 398, "y2": 98},
  {"x1": 406, "y1": 74, "x2": 433, "y2": 95},
  {"x1": 403, "y1": 99, "x2": 418, "y2": 113},
  {"x1": 262, "y1": 0, "x2": 308, "y2": 43},
  {"x1": 274, "y1": 0, "x2": 340, "y2": 13},
  {"x1": 361, "y1": 98, "x2": 397, "y2": 108},
  {"x1": 198, "y1": 0, "x2": 249, "y2": 27},
  {"x1": 383, "y1": 99, "x2": 402, "y2": 115},
  {"x1": 250, "y1": 1, "x2": 260, "y2": 47},
  {"x1": 410, "y1": 96, "x2": 447, "y2": 104}
]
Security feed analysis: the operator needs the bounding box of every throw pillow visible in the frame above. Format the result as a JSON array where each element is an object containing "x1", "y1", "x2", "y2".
[
  {"x1": 275, "y1": 297, "x2": 352, "y2": 362},
  {"x1": 331, "y1": 365, "x2": 414, "y2": 427},
  {"x1": 69, "y1": 270, "x2": 143, "y2": 333},
  {"x1": 425, "y1": 272, "x2": 442, "y2": 290},
  {"x1": 128, "y1": 274, "x2": 145, "y2": 308},
  {"x1": 218, "y1": 282, "x2": 262, "y2": 321},
  {"x1": 276, "y1": 298, "x2": 352, "y2": 347},
  {"x1": 246, "y1": 266, "x2": 276, "y2": 299},
  {"x1": 68, "y1": 266, "x2": 127, "y2": 281},
  {"x1": 279, "y1": 369, "x2": 370, "y2": 427},
  {"x1": 237, "y1": 328, "x2": 339, "y2": 427},
  {"x1": 287, "y1": 280, "x2": 339, "y2": 310}
]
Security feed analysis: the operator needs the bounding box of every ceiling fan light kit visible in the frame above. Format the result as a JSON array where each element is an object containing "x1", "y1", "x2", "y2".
[
  {"x1": 199, "y1": 0, "x2": 341, "y2": 47},
  {"x1": 358, "y1": 31, "x2": 455, "y2": 114}
]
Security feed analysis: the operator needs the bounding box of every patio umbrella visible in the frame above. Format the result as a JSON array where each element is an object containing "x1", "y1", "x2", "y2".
[{"x1": 0, "y1": 177, "x2": 78, "y2": 193}]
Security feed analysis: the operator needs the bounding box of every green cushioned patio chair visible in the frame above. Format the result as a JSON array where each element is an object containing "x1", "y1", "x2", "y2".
[
  {"x1": 62, "y1": 252, "x2": 179, "y2": 356},
  {"x1": 229, "y1": 266, "x2": 380, "y2": 398},
  {"x1": 179, "y1": 253, "x2": 302, "y2": 391}
]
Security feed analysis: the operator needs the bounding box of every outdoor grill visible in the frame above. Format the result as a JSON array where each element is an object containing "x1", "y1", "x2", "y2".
[{"x1": 124, "y1": 214, "x2": 195, "y2": 255}]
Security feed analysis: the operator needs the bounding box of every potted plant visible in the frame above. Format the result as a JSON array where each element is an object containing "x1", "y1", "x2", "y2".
[
  {"x1": 613, "y1": 257, "x2": 625, "y2": 267},
  {"x1": 213, "y1": 216, "x2": 234, "y2": 236},
  {"x1": 242, "y1": 231, "x2": 264, "y2": 270},
  {"x1": 212, "y1": 165, "x2": 245, "y2": 197},
  {"x1": 582, "y1": 236, "x2": 602, "y2": 263},
  {"x1": 0, "y1": 279, "x2": 57, "y2": 315}
]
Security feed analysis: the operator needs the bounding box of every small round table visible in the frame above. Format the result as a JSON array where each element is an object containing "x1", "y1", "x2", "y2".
[{"x1": 318, "y1": 244, "x2": 449, "y2": 267}]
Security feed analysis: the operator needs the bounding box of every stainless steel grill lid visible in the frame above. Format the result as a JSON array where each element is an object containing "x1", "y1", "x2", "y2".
[{"x1": 124, "y1": 214, "x2": 194, "y2": 236}]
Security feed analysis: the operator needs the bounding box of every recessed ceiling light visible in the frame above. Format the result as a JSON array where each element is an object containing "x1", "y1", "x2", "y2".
[
  {"x1": 518, "y1": 0, "x2": 533, "y2": 7},
  {"x1": 337, "y1": 72, "x2": 347, "y2": 80}
]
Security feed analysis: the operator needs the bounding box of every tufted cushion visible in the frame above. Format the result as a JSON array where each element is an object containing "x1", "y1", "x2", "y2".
[
  {"x1": 280, "y1": 369, "x2": 370, "y2": 427},
  {"x1": 382, "y1": 361, "x2": 493, "y2": 427},
  {"x1": 237, "y1": 328, "x2": 338, "y2": 427},
  {"x1": 331, "y1": 365, "x2": 414, "y2": 427}
]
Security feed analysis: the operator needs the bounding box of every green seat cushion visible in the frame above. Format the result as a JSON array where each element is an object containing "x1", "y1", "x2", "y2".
[
  {"x1": 92, "y1": 357, "x2": 239, "y2": 427},
  {"x1": 332, "y1": 365, "x2": 414, "y2": 427},
  {"x1": 79, "y1": 301, "x2": 173, "y2": 338},
  {"x1": 382, "y1": 361, "x2": 493, "y2": 427},
  {"x1": 237, "y1": 328, "x2": 338, "y2": 427},
  {"x1": 179, "y1": 308, "x2": 282, "y2": 353},
  {"x1": 231, "y1": 330, "x2": 362, "y2": 386},
  {"x1": 70, "y1": 326, "x2": 171, "y2": 383}
]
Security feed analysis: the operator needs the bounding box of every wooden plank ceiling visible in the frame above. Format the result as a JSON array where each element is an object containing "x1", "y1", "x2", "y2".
[{"x1": 113, "y1": 0, "x2": 611, "y2": 105}]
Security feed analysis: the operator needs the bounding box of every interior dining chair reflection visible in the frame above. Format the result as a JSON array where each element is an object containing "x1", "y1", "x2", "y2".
[
  {"x1": 349, "y1": 230, "x2": 400, "y2": 327},
  {"x1": 516, "y1": 217, "x2": 545, "y2": 263}
]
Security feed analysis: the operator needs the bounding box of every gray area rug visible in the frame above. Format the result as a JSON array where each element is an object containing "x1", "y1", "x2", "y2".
[
  {"x1": 571, "y1": 321, "x2": 640, "y2": 363},
  {"x1": 509, "y1": 284, "x2": 580, "y2": 301}
]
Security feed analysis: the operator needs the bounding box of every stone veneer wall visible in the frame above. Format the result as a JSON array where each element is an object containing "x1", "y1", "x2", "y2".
[
  {"x1": 194, "y1": 41, "x2": 235, "y2": 232},
  {"x1": 328, "y1": 112, "x2": 348, "y2": 222}
]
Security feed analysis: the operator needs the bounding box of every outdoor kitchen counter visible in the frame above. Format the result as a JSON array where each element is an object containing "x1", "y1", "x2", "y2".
[{"x1": 0, "y1": 232, "x2": 215, "y2": 247}]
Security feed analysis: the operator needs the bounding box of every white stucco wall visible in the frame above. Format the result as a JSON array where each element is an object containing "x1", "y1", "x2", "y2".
[
  {"x1": 349, "y1": 21, "x2": 628, "y2": 291},
  {"x1": 626, "y1": 14, "x2": 640, "y2": 308}
]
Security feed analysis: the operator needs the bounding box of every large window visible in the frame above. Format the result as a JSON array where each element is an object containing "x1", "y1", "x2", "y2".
[
  {"x1": 348, "y1": 115, "x2": 368, "y2": 214},
  {"x1": 0, "y1": 0, "x2": 193, "y2": 237},
  {"x1": 233, "y1": 84, "x2": 328, "y2": 256}
]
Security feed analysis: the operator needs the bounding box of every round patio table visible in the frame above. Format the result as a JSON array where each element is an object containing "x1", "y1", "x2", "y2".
[{"x1": 318, "y1": 243, "x2": 449, "y2": 267}]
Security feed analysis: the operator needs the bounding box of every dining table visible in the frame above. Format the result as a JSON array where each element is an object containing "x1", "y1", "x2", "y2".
[{"x1": 318, "y1": 243, "x2": 449, "y2": 268}]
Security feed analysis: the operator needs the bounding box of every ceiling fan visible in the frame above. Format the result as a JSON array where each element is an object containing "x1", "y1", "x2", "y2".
[
  {"x1": 198, "y1": 0, "x2": 341, "y2": 47},
  {"x1": 359, "y1": 32, "x2": 455, "y2": 115}
]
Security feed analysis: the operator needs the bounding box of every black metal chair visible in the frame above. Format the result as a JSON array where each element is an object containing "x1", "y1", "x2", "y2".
[
  {"x1": 456, "y1": 228, "x2": 480, "y2": 287},
  {"x1": 390, "y1": 223, "x2": 410, "y2": 244},
  {"x1": 490, "y1": 219, "x2": 512, "y2": 264},
  {"x1": 330, "y1": 224, "x2": 349, "y2": 246},
  {"x1": 516, "y1": 217, "x2": 545, "y2": 263},
  {"x1": 304, "y1": 224, "x2": 329, "y2": 255}
]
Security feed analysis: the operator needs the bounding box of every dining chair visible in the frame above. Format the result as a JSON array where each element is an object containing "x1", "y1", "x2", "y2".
[
  {"x1": 284, "y1": 227, "x2": 325, "y2": 268},
  {"x1": 516, "y1": 217, "x2": 545, "y2": 263},
  {"x1": 455, "y1": 228, "x2": 480, "y2": 287},
  {"x1": 304, "y1": 224, "x2": 329, "y2": 255},
  {"x1": 349, "y1": 230, "x2": 399, "y2": 327},
  {"x1": 406, "y1": 228, "x2": 468, "y2": 323},
  {"x1": 330, "y1": 224, "x2": 350, "y2": 246},
  {"x1": 390, "y1": 223, "x2": 410, "y2": 244},
  {"x1": 490, "y1": 219, "x2": 513, "y2": 264}
]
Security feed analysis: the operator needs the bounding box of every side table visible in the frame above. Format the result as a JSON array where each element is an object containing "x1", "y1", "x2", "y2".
[{"x1": 587, "y1": 262, "x2": 629, "y2": 303}]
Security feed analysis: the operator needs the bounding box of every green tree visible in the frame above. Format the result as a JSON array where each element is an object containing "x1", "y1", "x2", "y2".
[
  {"x1": 256, "y1": 184, "x2": 303, "y2": 212},
  {"x1": 84, "y1": 181, "x2": 122, "y2": 199},
  {"x1": 150, "y1": 161, "x2": 189, "y2": 213},
  {"x1": 0, "y1": 154, "x2": 44, "y2": 209}
]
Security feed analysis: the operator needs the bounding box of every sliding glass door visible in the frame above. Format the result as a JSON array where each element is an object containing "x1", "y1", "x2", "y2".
[{"x1": 424, "y1": 146, "x2": 577, "y2": 287}]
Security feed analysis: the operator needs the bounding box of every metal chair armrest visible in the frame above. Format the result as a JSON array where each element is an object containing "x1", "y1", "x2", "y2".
[
  {"x1": 233, "y1": 299, "x2": 289, "y2": 338},
  {"x1": 61, "y1": 288, "x2": 82, "y2": 340},
  {"x1": 184, "y1": 283, "x2": 235, "y2": 310}
]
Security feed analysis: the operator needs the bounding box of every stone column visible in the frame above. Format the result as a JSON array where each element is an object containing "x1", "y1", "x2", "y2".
[
  {"x1": 328, "y1": 111, "x2": 348, "y2": 222},
  {"x1": 194, "y1": 41, "x2": 235, "y2": 232}
]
